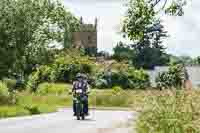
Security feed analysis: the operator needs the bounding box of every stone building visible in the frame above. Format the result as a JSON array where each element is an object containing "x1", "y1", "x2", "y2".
[{"x1": 72, "y1": 17, "x2": 98, "y2": 56}]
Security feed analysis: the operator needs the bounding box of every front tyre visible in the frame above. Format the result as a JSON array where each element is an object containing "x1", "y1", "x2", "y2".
[
  {"x1": 76, "y1": 103, "x2": 81, "y2": 120},
  {"x1": 81, "y1": 113, "x2": 85, "y2": 120},
  {"x1": 77, "y1": 114, "x2": 80, "y2": 120}
]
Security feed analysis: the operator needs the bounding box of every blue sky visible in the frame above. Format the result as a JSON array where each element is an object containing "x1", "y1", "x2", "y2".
[{"x1": 64, "y1": 0, "x2": 200, "y2": 57}]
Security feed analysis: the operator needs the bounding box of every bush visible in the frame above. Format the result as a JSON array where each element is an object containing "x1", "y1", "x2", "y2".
[
  {"x1": 0, "y1": 81, "x2": 10, "y2": 105},
  {"x1": 112, "y1": 86, "x2": 123, "y2": 94},
  {"x1": 2, "y1": 78, "x2": 16, "y2": 90},
  {"x1": 23, "y1": 105, "x2": 41, "y2": 115},
  {"x1": 27, "y1": 51, "x2": 95, "y2": 92},
  {"x1": 94, "y1": 68, "x2": 149, "y2": 89},
  {"x1": 156, "y1": 64, "x2": 186, "y2": 89},
  {"x1": 36, "y1": 83, "x2": 69, "y2": 95},
  {"x1": 136, "y1": 91, "x2": 200, "y2": 133},
  {"x1": 3, "y1": 78, "x2": 25, "y2": 91}
]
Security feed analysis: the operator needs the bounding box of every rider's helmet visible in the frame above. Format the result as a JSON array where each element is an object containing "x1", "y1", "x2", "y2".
[
  {"x1": 82, "y1": 74, "x2": 88, "y2": 80},
  {"x1": 76, "y1": 73, "x2": 83, "y2": 80}
]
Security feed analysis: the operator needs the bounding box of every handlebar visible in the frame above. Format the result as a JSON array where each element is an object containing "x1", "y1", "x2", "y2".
[{"x1": 68, "y1": 91, "x2": 90, "y2": 95}]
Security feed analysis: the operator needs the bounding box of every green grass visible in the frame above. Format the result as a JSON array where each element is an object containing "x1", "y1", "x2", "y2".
[
  {"x1": 136, "y1": 90, "x2": 200, "y2": 133},
  {"x1": 0, "y1": 86, "x2": 145, "y2": 118},
  {"x1": 36, "y1": 83, "x2": 71, "y2": 95},
  {"x1": 1, "y1": 82, "x2": 200, "y2": 133},
  {"x1": 0, "y1": 106, "x2": 29, "y2": 118},
  {"x1": 0, "y1": 86, "x2": 155, "y2": 119}
]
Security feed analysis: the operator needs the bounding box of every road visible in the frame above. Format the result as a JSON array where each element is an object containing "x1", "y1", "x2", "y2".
[{"x1": 0, "y1": 109, "x2": 137, "y2": 133}]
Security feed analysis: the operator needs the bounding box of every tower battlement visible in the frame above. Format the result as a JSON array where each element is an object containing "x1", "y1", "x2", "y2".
[{"x1": 72, "y1": 17, "x2": 98, "y2": 56}]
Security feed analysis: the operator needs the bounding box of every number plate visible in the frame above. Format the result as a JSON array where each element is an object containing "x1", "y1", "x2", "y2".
[{"x1": 75, "y1": 89, "x2": 82, "y2": 93}]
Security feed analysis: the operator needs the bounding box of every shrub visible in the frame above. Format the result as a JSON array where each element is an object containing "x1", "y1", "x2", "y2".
[
  {"x1": 94, "y1": 68, "x2": 149, "y2": 89},
  {"x1": 2, "y1": 78, "x2": 16, "y2": 90},
  {"x1": 26, "y1": 70, "x2": 41, "y2": 92},
  {"x1": 156, "y1": 64, "x2": 186, "y2": 89},
  {"x1": 136, "y1": 90, "x2": 200, "y2": 133},
  {"x1": 27, "y1": 51, "x2": 95, "y2": 91},
  {"x1": 36, "y1": 83, "x2": 69, "y2": 95},
  {"x1": 0, "y1": 81, "x2": 10, "y2": 105},
  {"x1": 112, "y1": 86, "x2": 123, "y2": 94},
  {"x1": 24, "y1": 105, "x2": 41, "y2": 115}
]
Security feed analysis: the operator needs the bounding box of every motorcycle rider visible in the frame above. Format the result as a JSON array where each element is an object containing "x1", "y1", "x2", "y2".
[{"x1": 72, "y1": 73, "x2": 90, "y2": 116}]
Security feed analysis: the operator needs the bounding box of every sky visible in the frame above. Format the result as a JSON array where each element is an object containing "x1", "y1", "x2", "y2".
[{"x1": 63, "y1": 0, "x2": 200, "y2": 57}]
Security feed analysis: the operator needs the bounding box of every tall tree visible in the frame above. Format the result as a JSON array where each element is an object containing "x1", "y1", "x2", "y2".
[
  {"x1": 123, "y1": 0, "x2": 170, "y2": 69},
  {"x1": 0, "y1": 0, "x2": 80, "y2": 78},
  {"x1": 132, "y1": 21, "x2": 170, "y2": 69}
]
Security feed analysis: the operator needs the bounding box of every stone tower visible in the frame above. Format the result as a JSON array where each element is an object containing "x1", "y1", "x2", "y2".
[{"x1": 72, "y1": 17, "x2": 98, "y2": 56}]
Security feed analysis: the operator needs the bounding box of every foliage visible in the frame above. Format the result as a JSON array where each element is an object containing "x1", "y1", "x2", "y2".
[
  {"x1": 94, "y1": 67, "x2": 150, "y2": 89},
  {"x1": 37, "y1": 83, "x2": 70, "y2": 95},
  {"x1": 112, "y1": 86, "x2": 123, "y2": 94},
  {"x1": 165, "y1": 0, "x2": 186, "y2": 16},
  {"x1": 23, "y1": 105, "x2": 41, "y2": 115},
  {"x1": 27, "y1": 50, "x2": 94, "y2": 91},
  {"x1": 170, "y1": 55, "x2": 195, "y2": 65},
  {"x1": 144, "y1": 0, "x2": 186, "y2": 16},
  {"x1": 169, "y1": 55, "x2": 200, "y2": 66},
  {"x1": 3, "y1": 78, "x2": 25, "y2": 92},
  {"x1": 0, "y1": 0, "x2": 80, "y2": 78},
  {"x1": 123, "y1": 0, "x2": 170, "y2": 69},
  {"x1": 112, "y1": 41, "x2": 134, "y2": 62},
  {"x1": 97, "y1": 51, "x2": 111, "y2": 59},
  {"x1": 132, "y1": 24, "x2": 170, "y2": 69},
  {"x1": 156, "y1": 64, "x2": 186, "y2": 89},
  {"x1": 123, "y1": 0, "x2": 155, "y2": 41},
  {"x1": 0, "y1": 81, "x2": 10, "y2": 105},
  {"x1": 2, "y1": 78, "x2": 17, "y2": 91},
  {"x1": 136, "y1": 90, "x2": 200, "y2": 133},
  {"x1": 84, "y1": 47, "x2": 98, "y2": 57}
]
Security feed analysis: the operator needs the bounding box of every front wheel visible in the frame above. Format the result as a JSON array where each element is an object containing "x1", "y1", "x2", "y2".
[
  {"x1": 77, "y1": 114, "x2": 80, "y2": 120},
  {"x1": 76, "y1": 103, "x2": 81, "y2": 120},
  {"x1": 81, "y1": 113, "x2": 85, "y2": 120}
]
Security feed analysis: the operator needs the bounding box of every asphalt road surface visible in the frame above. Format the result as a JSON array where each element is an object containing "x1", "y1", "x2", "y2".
[{"x1": 0, "y1": 109, "x2": 137, "y2": 133}]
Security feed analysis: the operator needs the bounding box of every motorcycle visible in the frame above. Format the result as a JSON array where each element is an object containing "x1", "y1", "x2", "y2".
[{"x1": 73, "y1": 89, "x2": 89, "y2": 120}]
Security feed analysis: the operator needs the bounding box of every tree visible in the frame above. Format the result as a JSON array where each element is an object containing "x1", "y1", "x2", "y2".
[
  {"x1": 113, "y1": 41, "x2": 134, "y2": 62},
  {"x1": 196, "y1": 57, "x2": 200, "y2": 65},
  {"x1": 0, "y1": 0, "x2": 80, "y2": 79},
  {"x1": 123, "y1": 0, "x2": 170, "y2": 69},
  {"x1": 169, "y1": 55, "x2": 194, "y2": 65},
  {"x1": 148, "y1": 0, "x2": 186, "y2": 16},
  {"x1": 132, "y1": 21, "x2": 170, "y2": 69},
  {"x1": 123, "y1": 0, "x2": 155, "y2": 41}
]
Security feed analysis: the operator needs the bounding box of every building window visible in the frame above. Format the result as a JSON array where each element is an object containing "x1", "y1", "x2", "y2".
[{"x1": 88, "y1": 36, "x2": 92, "y2": 43}]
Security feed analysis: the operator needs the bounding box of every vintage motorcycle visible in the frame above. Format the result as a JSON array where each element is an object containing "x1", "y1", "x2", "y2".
[{"x1": 73, "y1": 89, "x2": 89, "y2": 120}]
